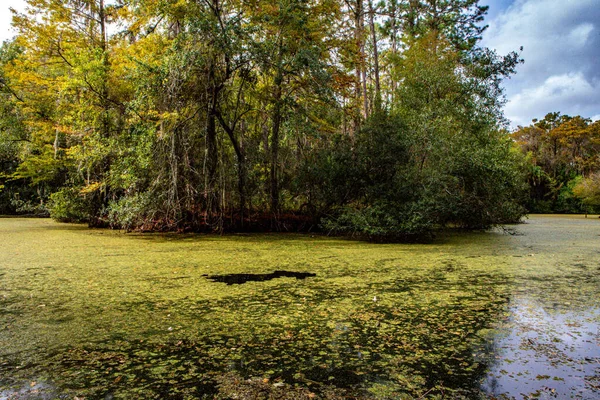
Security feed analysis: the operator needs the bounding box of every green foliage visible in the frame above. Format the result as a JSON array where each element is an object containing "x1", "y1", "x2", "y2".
[
  {"x1": 9, "y1": 197, "x2": 48, "y2": 216},
  {"x1": 11, "y1": 146, "x2": 69, "y2": 186},
  {"x1": 0, "y1": 0, "x2": 527, "y2": 237},
  {"x1": 317, "y1": 35, "x2": 526, "y2": 240},
  {"x1": 513, "y1": 114, "x2": 600, "y2": 214},
  {"x1": 106, "y1": 192, "x2": 153, "y2": 230},
  {"x1": 573, "y1": 172, "x2": 600, "y2": 212},
  {"x1": 48, "y1": 187, "x2": 89, "y2": 223},
  {"x1": 404, "y1": 0, "x2": 490, "y2": 52},
  {"x1": 318, "y1": 114, "x2": 435, "y2": 240},
  {"x1": 553, "y1": 177, "x2": 585, "y2": 213}
]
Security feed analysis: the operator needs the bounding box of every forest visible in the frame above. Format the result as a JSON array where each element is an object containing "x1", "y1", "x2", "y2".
[
  {"x1": 0, "y1": 0, "x2": 597, "y2": 240},
  {"x1": 512, "y1": 112, "x2": 600, "y2": 215}
]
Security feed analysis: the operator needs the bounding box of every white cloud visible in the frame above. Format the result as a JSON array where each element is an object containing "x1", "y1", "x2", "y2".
[
  {"x1": 568, "y1": 23, "x2": 594, "y2": 48},
  {"x1": 482, "y1": 0, "x2": 600, "y2": 127},
  {"x1": 522, "y1": 73, "x2": 595, "y2": 100},
  {"x1": 505, "y1": 73, "x2": 599, "y2": 126}
]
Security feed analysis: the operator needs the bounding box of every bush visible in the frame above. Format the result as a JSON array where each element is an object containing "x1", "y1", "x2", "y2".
[
  {"x1": 48, "y1": 188, "x2": 89, "y2": 223},
  {"x1": 573, "y1": 173, "x2": 600, "y2": 214},
  {"x1": 322, "y1": 201, "x2": 435, "y2": 242},
  {"x1": 10, "y1": 198, "x2": 49, "y2": 216},
  {"x1": 106, "y1": 192, "x2": 152, "y2": 231},
  {"x1": 314, "y1": 109, "x2": 527, "y2": 241}
]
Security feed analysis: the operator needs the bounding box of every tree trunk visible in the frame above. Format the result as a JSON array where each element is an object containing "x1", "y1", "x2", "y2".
[
  {"x1": 353, "y1": 0, "x2": 366, "y2": 132},
  {"x1": 270, "y1": 72, "x2": 283, "y2": 215},
  {"x1": 89, "y1": 0, "x2": 111, "y2": 227},
  {"x1": 390, "y1": 0, "x2": 398, "y2": 102},
  {"x1": 98, "y1": 0, "x2": 110, "y2": 139},
  {"x1": 368, "y1": 0, "x2": 381, "y2": 111},
  {"x1": 359, "y1": 1, "x2": 369, "y2": 118},
  {"x1": 215, "y1": 111, "x2": 246, "y2": 226},
  {"x1": 206, "y1": 90, "x2": 219, "y2": 219},
  {"x1": 53, "y1": 128, "x2": 60, "y2": 159}
]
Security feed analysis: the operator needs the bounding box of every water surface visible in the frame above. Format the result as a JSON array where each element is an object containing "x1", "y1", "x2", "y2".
[{"x1": 0, "y1": 215, "x2": 598, "y2": 398}]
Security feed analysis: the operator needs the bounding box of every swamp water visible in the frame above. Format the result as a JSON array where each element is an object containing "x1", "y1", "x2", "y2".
[{"x1": 0, "y1": 216, "x2": 598, "y2": 399}]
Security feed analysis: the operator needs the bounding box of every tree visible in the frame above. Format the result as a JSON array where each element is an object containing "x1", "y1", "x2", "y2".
[
  {"x1": 513, "y1": 113, "x2": 600, "y2": 213},
  {"x1": 573, "y1": 172, "x2": 600, "y2": 216},
  {"x1": 251, "y1": 0, "x2": 339, "y2": 215},
  {"x1": 0, "y1": 0, "x2": 528, "y2": 239},
  {"x1": 404, "y1": 0, "x2": 489, "y2": 52},
  {"x1": 3, "y1": 0, "x2": 127, "y2": 224},
  {"x1": 317, "y1": 33, "x2": 525, "y2": 240}
]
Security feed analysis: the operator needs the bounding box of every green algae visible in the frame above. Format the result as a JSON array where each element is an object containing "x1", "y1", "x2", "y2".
[{"x1": 0, "y1": 216, "x2": 599, "y2": 399}]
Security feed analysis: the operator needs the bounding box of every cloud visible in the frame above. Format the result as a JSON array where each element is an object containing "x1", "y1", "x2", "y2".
[
  {"x1": 482, "y1": 0, "x2": 600, "y2": 127},
  {"x1": 568, "y1": 23, "x2": 595, "y2": 48},
  {"x1": 505, "y1": 73, "x2": 600, "y2": 126}
]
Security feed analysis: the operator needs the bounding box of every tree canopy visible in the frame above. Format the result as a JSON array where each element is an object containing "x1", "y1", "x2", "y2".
[
  {"x1": 512, "y1": 112, "x2": 600, "y2": 214},
  {"x1": 0, "y1": 0, "x2": 527, "y2": 239}
]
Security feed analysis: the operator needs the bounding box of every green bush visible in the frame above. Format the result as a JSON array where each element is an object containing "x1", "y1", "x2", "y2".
[
  {"x1": 315, "y1": 110, "x2": 527, "y2": 241},
  {"x1": 10, "y1": 198, "x2": 49, "y2": 216},
  {"x1": 106, "y1": 192, "x2": 152, "y2": 231},
  {"x1": 48, "y1": 188, "x2": 89, "y2": 223}
]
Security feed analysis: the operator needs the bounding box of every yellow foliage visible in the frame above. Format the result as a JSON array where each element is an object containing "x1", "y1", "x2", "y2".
[{"x1": 80, "y1": 181, "x2": 104, "y2": 194}]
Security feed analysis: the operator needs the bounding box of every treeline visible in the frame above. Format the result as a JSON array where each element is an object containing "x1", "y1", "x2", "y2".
[
  {"x1": 0, "y1": 0, "x2": 526, "y2": 240},
  {"x1": 513, "y1": 113, "x2": 600, "y2": 214}
]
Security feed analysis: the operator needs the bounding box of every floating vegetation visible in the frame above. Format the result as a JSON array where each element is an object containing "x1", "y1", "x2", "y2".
[{"x1": 0, "y1": 216, "x2": 599, "y2": 398}]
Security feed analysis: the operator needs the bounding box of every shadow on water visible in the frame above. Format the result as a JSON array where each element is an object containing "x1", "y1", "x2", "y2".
[{"x1": 205, "y1": 270, "x2": 316, "y2": 285}]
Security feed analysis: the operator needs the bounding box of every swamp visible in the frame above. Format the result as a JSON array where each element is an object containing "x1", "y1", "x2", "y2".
[{"x1": 0, "y1": 215, "x2": 599, "y2": 399}]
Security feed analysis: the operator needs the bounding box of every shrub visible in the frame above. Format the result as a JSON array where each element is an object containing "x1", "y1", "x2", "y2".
[
  {"x1": 48, "y1": 188, "x2": 89, "y2": 223},
  {"x1": 106, "y1": 192, "x2": 152, "y2": 231}
]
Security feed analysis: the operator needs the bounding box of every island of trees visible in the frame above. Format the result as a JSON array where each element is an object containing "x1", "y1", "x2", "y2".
[{"x1": 0, "y1": 0, "x2": 598, "y2": 240}]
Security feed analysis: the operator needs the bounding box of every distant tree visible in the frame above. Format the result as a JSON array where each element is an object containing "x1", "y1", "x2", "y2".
[
  {"x1": 513, "y1": 114, "x2": 600, "y2": 213},
  {"x1": 573, "y1": 173, "x2": 600, "y2": 216}
]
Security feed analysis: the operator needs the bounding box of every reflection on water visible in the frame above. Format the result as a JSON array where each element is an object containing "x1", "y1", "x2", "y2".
[
  {"x1": 483, "y1": 298, "x2": 600, "y2": 399},
  {"x1": 481, "y1": 215, "x2": 600, "y2": 399},
  {"x1": 0, "y1": 382, "x2": 64, "y2": 400}
]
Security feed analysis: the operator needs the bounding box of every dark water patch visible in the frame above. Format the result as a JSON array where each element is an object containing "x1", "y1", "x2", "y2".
[
  {"x1": 0, "y1": 381, "x2": 68, "y2": 400},
  {"x1": 206, "y1": 270, "x2": 316, "y2": 285},
  {"x1": 39, "y1": 316, "x2": 75, "y2": 325}
]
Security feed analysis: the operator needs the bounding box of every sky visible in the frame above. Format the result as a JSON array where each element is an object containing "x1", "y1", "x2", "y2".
[
  {"x1": 1, "y1": 0, "x2": 599, "y2": 129},
  {"x1": 481, "y1": 0, "x2": 600, "y2": 127}
]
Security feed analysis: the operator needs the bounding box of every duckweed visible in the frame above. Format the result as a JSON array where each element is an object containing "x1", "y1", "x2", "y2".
[{"x1": 0, "y1": 216, "x2": 599, "y2": 398}]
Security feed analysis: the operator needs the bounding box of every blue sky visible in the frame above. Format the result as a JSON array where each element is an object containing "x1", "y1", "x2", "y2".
[{"x1": 1, "y1": 0, "x2": 599, "y2": 128}]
